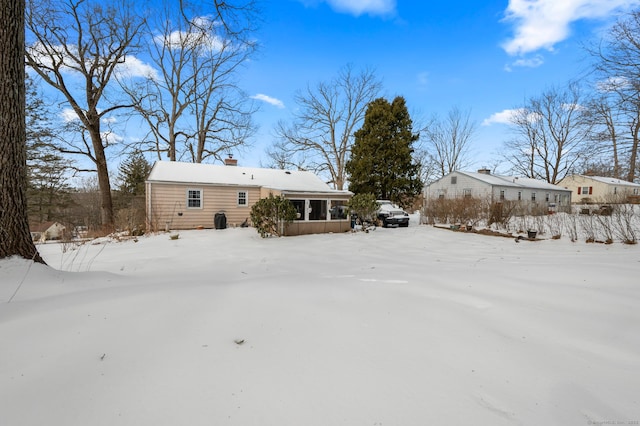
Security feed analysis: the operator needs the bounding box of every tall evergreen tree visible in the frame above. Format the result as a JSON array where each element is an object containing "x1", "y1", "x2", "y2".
[
  {"x1": 26, "y1": 75, "x2": 74, "y2": 223},
  {"x1": 346, "y1": 96, "x2": 422, "y2": 207}
]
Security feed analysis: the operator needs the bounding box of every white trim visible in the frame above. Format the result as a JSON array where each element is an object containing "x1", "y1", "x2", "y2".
[
  {"x1": 186, "y1": 188, "x2": 203, "y2": 209},
  {"x1": 237, "y1": 190, "x2": 248, "y2": 207}
]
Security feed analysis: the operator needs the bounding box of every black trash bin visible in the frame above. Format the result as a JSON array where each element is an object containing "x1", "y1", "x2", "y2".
[{"x1": 214, "y1": 212, "x2": 227, "y2": 229}]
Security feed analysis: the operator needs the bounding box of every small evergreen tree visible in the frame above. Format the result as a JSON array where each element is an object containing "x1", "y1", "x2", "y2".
[
  {"x1": 117, "y1": 151, "x2": 152, "y2": 197},
  {"x1": 347, "y1": 193, "x2": 379, "y2": 225},
  {"x1": 250, "y1": 194, "x2": 297, "y2": 237},
  {"x1": 115, "y1": 151, "x2": 152, "y2": 234},
  {"x1": 346, "y1": 96, "x2": 423, "y2": 208}
]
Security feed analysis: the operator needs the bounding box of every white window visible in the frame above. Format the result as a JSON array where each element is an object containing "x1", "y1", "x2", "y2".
[
  {"x1": 531, "y1": 192, "x2": 536, "y2": 201},
  {"x1": 451, "y1": 176, "x2": 457, "y2": 184},
  {"x1": 518, "y1": 191, "x2": 522, "y2": 201},
  {"x1": 238, "y1": 191, "x2": 248, "y2": 206},
  {"x1": 545, "y1": 193, "x2": 550, "y2": 202},
  {"x1": 499, "y1": 190, "x2": 505, "y2": 200},
  {"x1": 463, "y1": 188, "x2": 471, "y2": 198},
  {"x1": 187, "y1": 188, "x2": 202, "y2": 209}
]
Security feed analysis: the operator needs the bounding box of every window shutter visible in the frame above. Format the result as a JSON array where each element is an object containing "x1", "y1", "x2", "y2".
[
  {"x1": 589, "y1": 187, "x2": 593, "y2": 194},
  {"x1": 577, "y1": 187, "x2": 581, "y2": 195}
]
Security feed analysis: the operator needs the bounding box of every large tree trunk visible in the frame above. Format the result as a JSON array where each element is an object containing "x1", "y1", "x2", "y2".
[
  {"x1": 87, "y1": 125, "x2": 114, "y2": 230},
  {"x1": 0, "y1": 0, "x2": 45, "y2": 263}
]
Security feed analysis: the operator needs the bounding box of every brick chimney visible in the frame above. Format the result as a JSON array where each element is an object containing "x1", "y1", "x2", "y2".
[
  {"x1": 477, "y1": 167, "x2": 491, "y2": 175},
  {"x1": 224, "y1": 154, "x2": 238, "y2": 166}
]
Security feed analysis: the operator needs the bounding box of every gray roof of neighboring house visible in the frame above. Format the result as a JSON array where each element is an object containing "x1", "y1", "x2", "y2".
[
  {"x1": 146, "y1": 161, "x2": 352, "y2": 195},
  {"x1": 573, "y1": 175, "x2": 640, "y2": 187},
  {"x1": 454, "y1": 171, "x2": 572, "y2": 192}
]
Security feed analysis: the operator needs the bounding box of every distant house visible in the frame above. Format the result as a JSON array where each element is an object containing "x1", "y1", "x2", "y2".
[
  {"x1": 145, "y1": 159, "x2": 353, "y2": 236},
  {"x1": 30, "y1": 221, "x2": 66, "y2": 242},
  {"x1": 424, "y1": 169, "x2": 572, "y2": 213},
  {"x1": 557, "y1": 174, "x2": 640, "y2": 204}
]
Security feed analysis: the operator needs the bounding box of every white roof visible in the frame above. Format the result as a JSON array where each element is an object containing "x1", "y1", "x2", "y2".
[
  {"x1": 577, "y1": 175, "x2": 640, "y2": 187},
  {"x1": 457, "y1": 171, "x2": 571, "y2": 191},
  {"x1": 147, "y1": 161, "x2": 351, "y2": 195}
]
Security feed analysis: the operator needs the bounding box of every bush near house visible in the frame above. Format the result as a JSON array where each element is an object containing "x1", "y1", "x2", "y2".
[
  {"x1": 250, "y1": 194, "x2": 297, "y2": 238},
  {"x1": 347, "y1": 193, "x2": 379, "y2": 226}
]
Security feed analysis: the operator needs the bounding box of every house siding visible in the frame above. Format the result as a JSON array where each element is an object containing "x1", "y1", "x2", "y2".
[
  {"x1": 147, "y1": 182, "x2": 260, "y2": 230},
  {"x1": 146, "y1": 161, "x2": 353, "y2": 235},
  {"x1": 557, "y1": 175, "x2": 640, "y2": 204},
  {"x1": 424, "y1": 171, "x2": 571, "y2": 213},
  {"x1": 146, "y1": 182, "x2": 353, "y2": 234}
]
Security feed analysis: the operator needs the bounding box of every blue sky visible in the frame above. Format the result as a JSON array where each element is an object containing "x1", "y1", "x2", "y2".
[{"x1": 235, "y1": 0, "x2": 640, "y2": 171}]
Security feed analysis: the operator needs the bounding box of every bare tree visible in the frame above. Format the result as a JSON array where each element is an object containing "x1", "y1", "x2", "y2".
[
  {"x1": 269, "y1": 64, "x2": 382, "y2": 189},
  {"x1": 587, "y1": 10, "x2": 640, "y2": 181},
  {"x1": 25, "y1": 0, "x2": 145, "y2": 230},
  {"x1": 503, "y1": 83, "x2": 592, "y2": 183},
  {"x1": 583, "y1": 94, "x2": 624, "y2": 178},
  {"x1": 0, "y1": 0, "x2": 45, "y2": 263},
  {"x1": 121, "y1": 2, "x2": 258, "y2": 163},
  {"x1": 422, "y1": 106, "x2": 476, "y2": 177}
]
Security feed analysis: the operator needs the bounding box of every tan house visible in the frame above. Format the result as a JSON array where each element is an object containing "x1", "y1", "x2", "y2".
[
  {"x1": 145, "y1": 160, "x2": 353, "y2": 236},
  {"x1": 557, "y1": 174, "x2": 640, "y2": 204},
  {"x1": 30, "y1": 221, "x2": 66, "y2": 242}
]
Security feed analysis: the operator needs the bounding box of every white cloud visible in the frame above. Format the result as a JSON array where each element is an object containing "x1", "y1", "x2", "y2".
[
  {"x1": 102, "y1": 131, "x2": 124, "y2": 146},
  {"x1": 251, "y1": 94, "x2": 285, "y2": 108},
  {"x1": 60, "y1": 108, "x2": 79, "y2": 123},
  {"x1": 301, "y1": 0, "x2": 396, "y2": 17},
  {"x1": 116, "y1": 55, "x2": 159, "y2": 80},
  {"x1": 504, "y1": 54, "x2": 545, "y2": 71},
  {"x1": 596, "y1": 76, "x2": 629, "y2": 92},
  {"x1": 28, "y1": 42, "x2": 157, "y2": 81},
  {"x1": 482, "y1": 109, "x2": 523, "y2": 126},
  {"x1": 156, "y1": 16, "x2": 226, "y2": 54},
  {"x1": 501, "y1": 0, "x2": 640, "y2": 56}
]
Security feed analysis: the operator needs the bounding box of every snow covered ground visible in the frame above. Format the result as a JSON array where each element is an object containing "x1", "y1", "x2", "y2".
[{"x1": 1, "y1": 218, "x2": 639, "y2": 425}]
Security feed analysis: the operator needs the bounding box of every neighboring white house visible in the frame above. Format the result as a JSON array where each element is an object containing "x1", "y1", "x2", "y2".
[
  {"x1": 30, "y1": 221, "x2": 66, "y2": 242},
  {"x1": 145, "y1": 159, "x2": 353, "y2": 236},
  {"x1": 424, "y1": 169, "x2": 572, "y2": 213},
  {"x1": 557, "y1": 174, "x2": 640, "y2": 204}
]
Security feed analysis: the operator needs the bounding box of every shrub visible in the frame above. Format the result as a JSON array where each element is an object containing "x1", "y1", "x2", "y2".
[
  {"x1": 348, "y1": 193, "x2": 379, "y2": 225},
  {"x1": 250, "y1": 194, "x2": 297, "y2": 238}
]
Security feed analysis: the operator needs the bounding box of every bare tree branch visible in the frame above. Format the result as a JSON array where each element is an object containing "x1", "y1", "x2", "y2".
[{"x1": 268, "y1": 64, "x2": 382, "y2": 189}]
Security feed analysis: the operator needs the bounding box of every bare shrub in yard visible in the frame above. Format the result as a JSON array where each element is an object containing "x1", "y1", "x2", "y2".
[
  {"x1": 579, "y1": 213, "x2": 599, "y2": 242},
  {"x1": 115, "y1": 206, "x2": 146, "y2": 236},
  {"x1": 423, "y1": 198, "x2": 452, "y2": 224},
  {"x1": 424, "y1": 197, "x2": 483, "y2": 227},
  {"x1": 488, "y1": 200, "x2": 518, "y2": 229},
  {"x1": 546, "y1": 213, "x2": 564, "y2": 239},
  {"x1": 611, "y1": 204, "x2": 638, "y2": 244},
  {"x1": 533, "y1": 214, "x2": 547, "y2": 235},
  {"x1": 565, "y1": 213, "x2": 579, "y2": 242},
  {"x1": 593, "y1": 213, "x2": 614, "y2": 243}
]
